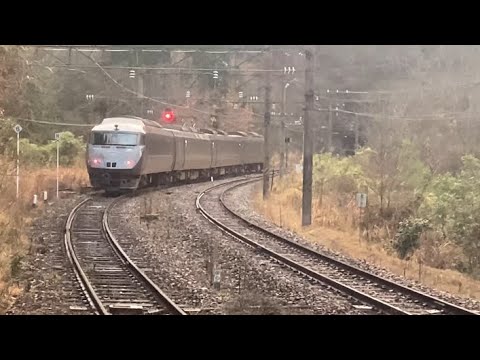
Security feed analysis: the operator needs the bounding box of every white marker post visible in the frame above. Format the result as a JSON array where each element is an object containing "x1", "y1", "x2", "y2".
[
  {"x1": 55, "y1": 133, "x2": 61, "y2": 199},
  {"x1": 356, "y1": 192, "x2": 367, "y2": 243},
  {"x1": 13, "y1": 124, "x2": 22, "y2": 199}
]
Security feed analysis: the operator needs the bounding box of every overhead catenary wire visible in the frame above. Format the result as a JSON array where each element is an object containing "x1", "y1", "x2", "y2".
[
  {"x1": 2, "y1": 117, "x2": 98, "y2": 127},
  {"x1": 2, "y1": 105, "x2": 477, "y2": 131},
  {"x1": 314, "y1": 107, "x2": 476, "y2": 121},
  {"x1": 3, "y1": 101, "x2": 472, "y2": 131},
  {"x1": 38, "y1": 48, "x2": 470, "y2": 117},
  {"x1": 31, "y1": 46, "x2": 480, "y2": 96},
  {"x1": 20, "y1": 46, "x2": 480, "y2": 127},
  {"x1": 26, "y1": 63, "x2": 285, "y2": 73},
  {"x1": 32, "y1": 45, "x2": 271, "y2": 54},
  {"x1": 76, "y1": 49, "x2": 266, "y2": 120}
]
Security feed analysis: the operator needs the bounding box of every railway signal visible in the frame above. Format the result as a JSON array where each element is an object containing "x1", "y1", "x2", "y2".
[
  {"x1": 129, "y1": 69, "x2": 136, "y2": 79},
  {"x1": 213, "y1": 70, "x2": 219, "y2": 79},
  {"x1": 161, "y1": 108, "x2": 176, "y2": 123}
]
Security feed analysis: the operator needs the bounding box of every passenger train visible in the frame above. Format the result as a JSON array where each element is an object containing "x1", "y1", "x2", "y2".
[{"x1": 86, "y1": 116, "x2": 264, "y2": 192}]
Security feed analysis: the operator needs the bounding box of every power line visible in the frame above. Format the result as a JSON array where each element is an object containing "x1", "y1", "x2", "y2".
[
  {"x1": 32, "y1": 46, "x2": 480, "y2": 95},
  {"x1": 76, "y1": 50, "x2": 212, "y2": 116},
  {"x1": 39, "y1": 50, "x2": 464, "y2": 117},
  {"x1": 27, "y1": 63, "x2": 285, "y2": 73},
  {"x1": 314, "y1": 107, "x2": 475, "y2": 121},
  {"x1": 32, "y1": 45, "x2": 310, "y2": 56},
  {"x1": 4, "y1": 117, "x2": 97, "y2": 127},
  {"x1": 316, "y1": 80, "x2": 480, "y2": 95},
  {"x1": 314, "y1": 95, "x2": 375, "y2": 104},
  {"x1": 286, "y1": 80, "x2": 480, "y2": 97},
  {"x1": 32, "y1": 46, "x2": 271, "y2": 54},
  {"x1": 29, "y1": 46, "x2": 272, "y2": 121},
  {"x1": 76, "y1": 49, "x2": 266, "y2": 120}
]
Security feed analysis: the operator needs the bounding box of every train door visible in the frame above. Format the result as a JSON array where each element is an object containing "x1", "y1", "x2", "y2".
[
  {"x1": 211, "y1": 140, "x2": 217, "y2": 168},
  {"x1": 172, "y1": 133, "x2": 185, "y2": 170},
  {"x1": 239, "y1": 141, "x2": 244, "y2": 165}
]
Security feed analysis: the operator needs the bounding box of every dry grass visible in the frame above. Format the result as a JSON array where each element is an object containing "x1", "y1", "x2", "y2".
[
  {"x1": 253, "y1": 173, "x2": 480, "y2": 301},
  {"x1": 0, "y1": 157, "x2": 89, "y2": 312}
]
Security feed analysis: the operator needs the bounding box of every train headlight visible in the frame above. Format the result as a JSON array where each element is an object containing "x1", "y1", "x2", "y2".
[
  {"x1": 126, "y1": 160, "x2": 135, "y2": 168},
  {"x1": 90, "y1": 158, "x2": 101, "y2": 166}
]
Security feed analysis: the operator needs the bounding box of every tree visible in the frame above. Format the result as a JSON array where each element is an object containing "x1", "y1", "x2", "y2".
[
  {"x1": 313, "y1": 153, "x2": 362, "y2": 206},
  {"x1": 2, "y1": 130, "x2": 85, "y2": 167},
  {"x1": 392, "y1": 217, "x2": 430, "y2": 260},
  {"x1": 420, "y1": 155, "x2": 480, "y2": 274}
]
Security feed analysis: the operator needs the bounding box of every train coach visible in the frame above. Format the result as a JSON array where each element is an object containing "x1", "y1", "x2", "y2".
[{"x1": 86, "y1": 116, "x2": 264, "y2": 192}]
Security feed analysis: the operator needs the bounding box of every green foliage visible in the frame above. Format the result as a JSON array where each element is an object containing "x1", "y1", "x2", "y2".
[
  {"x1": 392, "y1": 217, "x2": 430, "y2": 259},
  {"x1": 2, "y1": 131, "x2": 85, "y2": 167},
  {"x1": 354, "y1": 140, "x2": 430, "y2": 210},
  {"x1": 312, "y1": 142, "x2": 430, "y2": 216},
  {"x1": 311, "y1": 144, "x2": 480, "y2": 274},
  {"x1": 312, "y1": 153, "x2": 363, "y2": 207},
  {"x1": 0, "y1": 118, "x2": 17, "y2": 154},
  {"x1": 55, "y1": 131, "x2": 85, "y2": 166},
  {"x1": 19, "y1": 138, "x2": 50, "y2": 164},
  {"x1": 420, "y1": 155, "x2": 480, "y2": 272},
  {"x1": 396, "y1": 140, "x2": 431, "y2": 191},
  {"x1": 313, "y1": 153, "x2": 362, "y2": 193}
]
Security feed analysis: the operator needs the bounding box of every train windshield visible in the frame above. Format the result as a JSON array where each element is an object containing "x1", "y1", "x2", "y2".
[{"x1": 91, "y1": 132, "x2": 141, "y2": 146}]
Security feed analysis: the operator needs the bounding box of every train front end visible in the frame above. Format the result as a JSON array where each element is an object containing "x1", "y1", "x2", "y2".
[{"x1": 87, "y1": 118, "x2": 145, "y2": 192}]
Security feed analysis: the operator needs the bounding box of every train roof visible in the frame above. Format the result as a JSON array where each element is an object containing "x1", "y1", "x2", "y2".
[
  {"x1": 91, "y1": 116, "x2": 264, "y2": 139},
  {"x1": 91, "y1": 117, "x2": 148, "y2": 134}
]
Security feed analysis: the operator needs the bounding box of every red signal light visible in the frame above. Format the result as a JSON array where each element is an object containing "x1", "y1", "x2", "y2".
[{"x1": 161, "y1": 109, "x2": 176, "y2": 123}]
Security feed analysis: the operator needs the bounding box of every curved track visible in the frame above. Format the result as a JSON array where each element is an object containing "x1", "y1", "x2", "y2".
[
  {"x1": 65, "y1": 196, "x2": 186, "y2": 315},
  {"x1": 196, "y1": 177, "x2": 479, "y2": 315}
]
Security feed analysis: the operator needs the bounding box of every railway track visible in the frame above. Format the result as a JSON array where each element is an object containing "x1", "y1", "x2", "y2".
[
  {"x1": 196, "y1": 177, "x2": 479, "y2": 315},
  {"x1": 65, "y1": 196, "x2": 186, "y2": 315}
]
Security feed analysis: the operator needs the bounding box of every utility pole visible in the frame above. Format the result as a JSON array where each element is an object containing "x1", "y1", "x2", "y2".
[
  {"x1": 136, "y1": 50, "x2": 145, "y2": 116},
  {"x1": 354, "y1": 112, "x2": 359, "y2": 152},
  {"x1": 138, "y1": 73, "x2": 144, "y2": 116},
  {"x1": 279, "y1": 82, "x2": 288, "y2": 177},
  {"x1": 327, "y1": 101, "x2": 333, "y2": 153},
  {"x1": 285, "y1": 137, "x2": 289, "y2": 170},
  {"x1": 263, "y1": 51, "x2": 272, "y2": 199},
  {"x1": 279, "y1": 121, "x2": 285, "y2": 177},
  {"x1": 302, "y1": 48, "x2": 315, "y2": 226}
]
